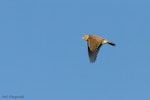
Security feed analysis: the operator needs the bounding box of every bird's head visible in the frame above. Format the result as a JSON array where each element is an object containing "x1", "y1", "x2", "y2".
[{"x1": 82, "y1": 35, "x2": 89, "y2": 41}]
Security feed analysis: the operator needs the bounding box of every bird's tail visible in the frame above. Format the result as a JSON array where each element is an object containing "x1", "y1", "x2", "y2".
[{"x1": 107, "y1": 41, "x2": 116, "y2": 46}]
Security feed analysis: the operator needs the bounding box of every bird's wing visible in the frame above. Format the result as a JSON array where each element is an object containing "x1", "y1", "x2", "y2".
[
  {"x1": 88, "y1": 44, "x2": 102, "y2": 63},
  {"x1": 87, "y1": 37, "x2": 102, "y2": 63},
  {"x1": 88, "y1": 36, "x2": 101, "y2": 52}
]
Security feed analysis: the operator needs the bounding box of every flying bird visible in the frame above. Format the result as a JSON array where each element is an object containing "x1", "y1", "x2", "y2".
[{"x1": 82, "y1": 34, "x2": 115, "y2": 63}]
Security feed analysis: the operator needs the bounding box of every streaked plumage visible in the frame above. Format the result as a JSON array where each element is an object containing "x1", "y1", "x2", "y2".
[{"x1": 82, "y1": 34, "x2": 115, "y2": 63}]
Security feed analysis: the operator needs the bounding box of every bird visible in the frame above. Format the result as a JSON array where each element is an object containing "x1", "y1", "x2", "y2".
[{"x1": 82, "y1": 34, "x2": 115, "y2": 63}]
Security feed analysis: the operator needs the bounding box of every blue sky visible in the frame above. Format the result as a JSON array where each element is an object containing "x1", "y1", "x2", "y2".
[{"x1": 0, "y1": 0, "x2": 150, "y2": 100}]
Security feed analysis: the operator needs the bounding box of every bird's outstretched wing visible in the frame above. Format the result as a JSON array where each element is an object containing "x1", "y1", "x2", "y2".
[
  {"x1": 87, "y1": 36, "x2": 103, "y2": 63},
  {"x1": 88, "y1": 43, "x2": 102, "y2": 63}
]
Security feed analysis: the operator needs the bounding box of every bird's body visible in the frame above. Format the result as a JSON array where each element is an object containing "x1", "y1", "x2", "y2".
[{"x1": 82, "y1": 34, "x2": 115, "y2": 63}]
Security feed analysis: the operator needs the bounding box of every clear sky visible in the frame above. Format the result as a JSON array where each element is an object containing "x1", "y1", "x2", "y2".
[{"x1": 0, "y1": 0, "x2": 150, "y2": 100}]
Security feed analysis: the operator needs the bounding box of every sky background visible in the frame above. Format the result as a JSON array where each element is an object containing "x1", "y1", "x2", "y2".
[{"x1": 0, "y1": 0, "x2": 150, "y2": 100}]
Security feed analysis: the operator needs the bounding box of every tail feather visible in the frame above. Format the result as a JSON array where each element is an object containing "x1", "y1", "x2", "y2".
[{"x1": 107, "y1": 42, "x2": 116, "y2": 46}]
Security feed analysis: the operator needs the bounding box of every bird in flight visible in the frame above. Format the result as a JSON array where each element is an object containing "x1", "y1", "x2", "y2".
[{"x1": 82, "y1": 34, "x2": 115, "y2": 63}]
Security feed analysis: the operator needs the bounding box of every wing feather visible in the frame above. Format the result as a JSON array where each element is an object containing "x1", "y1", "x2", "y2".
[{"x1": 88, "y1": 44, "x2": 102, "y2": 63}]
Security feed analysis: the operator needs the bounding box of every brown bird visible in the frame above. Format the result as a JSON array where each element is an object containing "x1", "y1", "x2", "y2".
[{"x1": 82, "y1": 34, "x2": 115, "y2": 63}]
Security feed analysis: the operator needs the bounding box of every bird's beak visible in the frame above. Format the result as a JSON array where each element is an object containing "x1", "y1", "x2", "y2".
[
  {"x1": 82, "y1": 35, "x2": 89, "y2": 41},
  {"x1": 82, "y1": 37, "x2": 84, "y2": 40}
]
